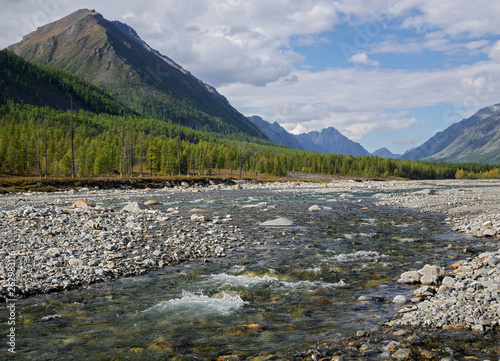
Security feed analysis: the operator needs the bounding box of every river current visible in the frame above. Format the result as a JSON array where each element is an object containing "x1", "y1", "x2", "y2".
[{"x1": 2, "y1": 187, "x2": 491, "y2": 360}]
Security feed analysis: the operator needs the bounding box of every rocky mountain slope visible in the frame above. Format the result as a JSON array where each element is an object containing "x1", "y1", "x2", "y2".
[
  {"x1": 248, "y1": 115, "x2": 370, "y2": 156},
  {"x1": 425, "y1": 111, "x2": 500, "y2": 163},
  {"x1": 8, "y1": 9, "x2": 266, "y2": 139},
  {"x1": 401, "y1": 104, "x2": 500, "y2": 161}
]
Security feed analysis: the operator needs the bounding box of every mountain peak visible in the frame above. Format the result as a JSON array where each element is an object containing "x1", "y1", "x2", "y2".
[
  {"x1": 248, "y1": 116, "x2": 369, "y2": 156},
  {"x1": 8, "y1": 9, "x2": 266, "y2": 139}
]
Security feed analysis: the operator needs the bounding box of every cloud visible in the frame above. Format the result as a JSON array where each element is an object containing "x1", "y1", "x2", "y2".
[
  {"x1": 488, "y1": 40, "x2": 500, "y2": 62},
  {"x1": 349, "y1": 52, "x2": 380, "y2": 66},
  {"x1": 107, "y1": 0, "x2": 339, "y2": 87},
  {"x1": 221, "y1": 59, "x2": 500, "y2": 139}
]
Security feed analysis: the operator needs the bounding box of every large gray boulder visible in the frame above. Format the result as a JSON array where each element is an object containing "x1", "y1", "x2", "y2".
[
  {"x1": 122, "y1": 202, "x2": 149, "y2": 212},
  {"x1": 259, "y1": 217, "x2": 295, "y2": 226}
]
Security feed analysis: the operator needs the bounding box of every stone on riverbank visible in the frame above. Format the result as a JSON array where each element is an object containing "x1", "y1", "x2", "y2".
[
  {"x1": 308, "y1": 205, "x2": 321, "y2": 211},
  {"x1": 123, "y1": 202, "x2": 149, "y2": 212},
  {"x1": 259, "y1": 217, "x2": 295, "y2": 226},
  {"x1": 71, "y1": 200, "x2": 95, "y2": 208}
]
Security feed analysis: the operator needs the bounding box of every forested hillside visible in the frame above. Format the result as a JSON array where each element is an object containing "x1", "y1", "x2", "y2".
[
  {"x1": 0, "y1": 49, "x2": 125, "y2": 114},
  {"x1": 0, "y1": 102, "x2": 497, "y2": 180}
]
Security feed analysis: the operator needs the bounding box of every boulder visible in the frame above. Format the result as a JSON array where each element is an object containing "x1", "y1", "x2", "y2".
[
  {"x1": 144, "y1": 200, "x2": 159, "y2": 206},
  {"x1": 418, "y1": 264, "x2": 445, "y2": 280},
  {"x1": 71, "y1": 200, "x2": 95, "y2": 208},
  {"x1": 398, "y1": 270, "x2": 422, "y2": 284},
  {"x1": 482, "y1": 229, "x2": 497, "y2": 237},
  {"x1": 441, "y1": 276, "x2": 456, "y2": 287},
  {"x1": 259, "y1": 217, "x2": 295, "y2": 226},
  {"x1": 413, "y1": 286, "x2": 437, "y2": 297},
  {"x1": 191, "y1": 214, "x2": 209, "y2": 222},
  {"x1": 412, "y1": 189, "x2": 436, "y2": 196},
  {"x1": 123, "y1": 202, "x2": 149, "y2": 212},
  {"x1": 308, "y1": 205, "x2": 322, "y2": 212},
  {"x1": 392, "y1": 295, "x2": 408, "y2": 304}
]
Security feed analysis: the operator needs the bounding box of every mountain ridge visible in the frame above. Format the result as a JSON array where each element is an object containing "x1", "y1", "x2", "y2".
[
  {"x1": 424, "y1": 111, "x2": 500, "y2": 163},
  {"x1": 248, "y1": 115, "x2": 370, "y2": 156},
  {"x1": 8, "y1": 9, "x2": 267, "y2": 140},
  {"x1": 401, "y1": 104, "x2": 500, "y2": 161}
]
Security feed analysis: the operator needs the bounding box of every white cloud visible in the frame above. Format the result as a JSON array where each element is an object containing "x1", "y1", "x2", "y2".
[
  {"x1": 221, "y1": 59, "x2": 500, "y2": 139},
  {"x1": 108, "y1": 0, "x2": 340, "y2": 87},
  {"x1": 488, "y1": 41, "x2": 500, "y2": 62},
  {"x1": 349, "y1": 52, "x2": 380, "y2": 66}
]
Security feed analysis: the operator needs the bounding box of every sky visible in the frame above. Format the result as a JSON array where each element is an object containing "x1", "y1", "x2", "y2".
[{"x1": 2, "y1": 0, "x2": 500, "y2": 154}]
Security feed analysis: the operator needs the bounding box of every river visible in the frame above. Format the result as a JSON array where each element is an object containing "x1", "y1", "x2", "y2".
[{"x1": 1, "y1": 187, "x2": 494, "y2": 360}]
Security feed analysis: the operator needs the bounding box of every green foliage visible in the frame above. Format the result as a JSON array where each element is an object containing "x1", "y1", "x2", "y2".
[
  {"x1": 0, "y1": 49, "x2": 126, "y2": 114},
  {"x1": 0, "y1": 101, "x2": 498, "y2": 180}
]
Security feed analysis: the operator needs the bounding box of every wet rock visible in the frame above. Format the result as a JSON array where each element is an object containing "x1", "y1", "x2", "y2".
[
  {"x1": 393, "y1": 348, "x2": 411, "y2": 360},
  {"x1": 386, "y1": 341, "x2": 399, "y2": 353},
  {"x1": 144, "y1": 200, "x2": 159, "y2": 206},
  {"x1": 393, "y1": 295, "x2": 408, "y2": 304},
  {"x1": 398, "y1": 270, "x2": 421, "y2": 284}
]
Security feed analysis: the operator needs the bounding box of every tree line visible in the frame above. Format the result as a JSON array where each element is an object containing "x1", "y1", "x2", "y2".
[{"x1": 0, "y1": 102, "x2": 498, "y2": 180}]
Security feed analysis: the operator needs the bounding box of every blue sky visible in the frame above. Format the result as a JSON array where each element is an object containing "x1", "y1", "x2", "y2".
[{"x1": 2, "y1": 0, "x2": 500, "y2": 154}]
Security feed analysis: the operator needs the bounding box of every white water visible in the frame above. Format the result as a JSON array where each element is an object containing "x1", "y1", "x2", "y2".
[{"x1": 143, "y1": 290, "x2": 248, "y2": 316}]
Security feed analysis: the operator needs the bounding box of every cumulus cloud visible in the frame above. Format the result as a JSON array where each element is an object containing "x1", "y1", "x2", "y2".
[
  {"x1": 349, "y1": 52, "x2": 380, "y2": 66},
  {"x1": 222, "y1": 60, "x2": 500, "y2": 139},
  {"x1": 106, "y1": 0, "x2": 339, "y2": 87},
  {"x1": 488, "y1": 41, "x2": 500, "y2": 62}
]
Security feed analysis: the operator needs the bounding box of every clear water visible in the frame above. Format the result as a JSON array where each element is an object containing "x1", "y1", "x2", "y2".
[{"x1": 1, "y1": 189, "x2": 489, "y2": 360}]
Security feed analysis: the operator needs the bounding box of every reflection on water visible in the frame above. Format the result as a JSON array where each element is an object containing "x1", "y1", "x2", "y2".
[{"x1": 2, "y1": 190, "x2": 493, "y2": 360}]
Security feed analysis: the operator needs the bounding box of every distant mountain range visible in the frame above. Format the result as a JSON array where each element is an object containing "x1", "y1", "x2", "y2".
[
  {"x1": 248, "y1": 116, "x2": 370, "y2": 156},
  {"x1": 8, "y1": 9, "x2": 266, "y2": 140},
  {"x1": 401, "y1": 104, "x2": 500, "y2": 164},
  {"x1": 372, "y1": 147, "x2": 402, "y2": 159}
]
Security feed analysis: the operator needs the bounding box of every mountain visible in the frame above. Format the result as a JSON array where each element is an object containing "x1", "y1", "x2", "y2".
[
  {"x1": 306, "y1": 127, "x2": 370, "y2": 156},
  {"x1": 424, "y1": 111, "x2": 500, "y2": 163},
  {"x1": 8, "y1": 9, "x2": 266, "y2": 140},
  {"x1": 247, "y1": 116, "x2": 304, "y2": 150},
  {"x1": 248, "y1": 116, "x2": 370, "y2": 156},
  {"x1": 401, "y1": 104, "x2": 500, "y2": 161},
  {"x1": 372, "y1": 147, "x2": 401, "y2": 159},
  {"x1": 0, "y1": 49, "x2": 125, "y2": 114}
]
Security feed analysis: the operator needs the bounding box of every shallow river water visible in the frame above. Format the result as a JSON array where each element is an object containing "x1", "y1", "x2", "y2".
[{"x1": 2, "y1": 188, "x2": 495, "y2": 360}]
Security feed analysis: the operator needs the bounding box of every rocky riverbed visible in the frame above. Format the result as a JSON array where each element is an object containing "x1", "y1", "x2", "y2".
[{"x1": 2, "y1": 178, "x2": 500, "y2": 360}]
